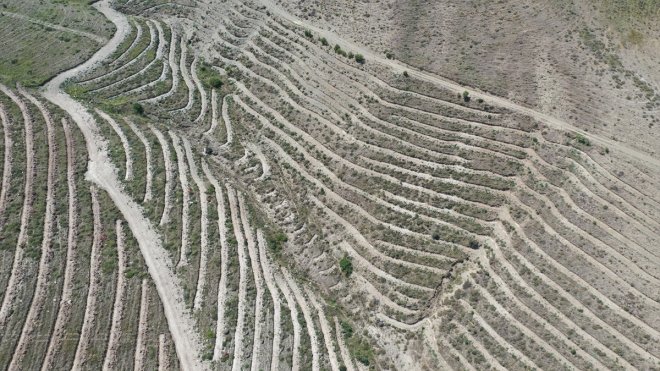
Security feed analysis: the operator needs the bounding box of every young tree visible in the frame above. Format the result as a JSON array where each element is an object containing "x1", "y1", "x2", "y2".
[
  {"x1": 339, "y1": 255, "x2": 353, "y2": 276},
  {"x1": 132, "y1": 102, "x2": 144, "y2": 115}
]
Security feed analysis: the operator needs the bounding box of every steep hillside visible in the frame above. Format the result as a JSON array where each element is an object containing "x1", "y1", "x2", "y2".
[{"x1": 0, "y1": 0, "x2": 658, "y2": 369}]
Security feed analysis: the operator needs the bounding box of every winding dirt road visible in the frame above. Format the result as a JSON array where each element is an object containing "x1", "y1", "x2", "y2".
[{"x1": 42, "y1": 0, "x2": 206, "y2": 369}]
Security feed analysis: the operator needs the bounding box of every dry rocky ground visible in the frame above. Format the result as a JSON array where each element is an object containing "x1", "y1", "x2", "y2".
[{"x1": 0, "y1": 0, "x2": 658, "y2": 370}]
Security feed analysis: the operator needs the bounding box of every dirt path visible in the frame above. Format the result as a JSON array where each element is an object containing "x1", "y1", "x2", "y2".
[
  {"x1": 0, "y1": 85, "x2": 34, "y2": 327},
  {"x1": 227, "y1": 186, "x2": 249, "y2": 371},
  {"x1": 221, "y1": 94, "x2": 234, "y2": 146},
  {"x1": 257, "y1": 230, "x2": 282, "y2": 371},
  {"x1": 238, "y1": 195, "x2": 266, "y2": 371},
  {"x1": 72, "y1": 186, "x2": 102, "y2": 370},
  {"x1": 158, "y1": 334, "x2": 168, "y2": 371},
  {"x1": 169, "y1": 131, "x2": 191, "y2": 268},
  {"x1": 151, "y1": 126, "x2": 173, "y2": 225},
  {"x1": 9, "y1": 89, "x2": 58, "y2": 370},
  {"x1": 126, "y1": 119, "x2": 153, "y2": 202},
  {"x1": 42, "y1": 1, "x2": 206, "y2": 368},
  {"x1": 96, "y1": 109, "x2": 133, "y2": 180},
  {"x1": 134, "y1": 279, "x2": 149, "y2": 371},
  {"x1": 40, "y1": 118, "x2": 77, "y2": 371},
  {"x1": 283, "y1": 269, "x2": 321, "y2": 371},
  {"x1": 191, "y1": 56, "x2": 208, "y2": 122},
  {"x1": 0, "y1": 103, "x2": 11, "y2": 221},
  {"x1": 204, "y1": 88, "x2": 219, "y2": 135},
  {"x1": 184, "y1": 137, "x2": 209, "y2": 311},
  {"x1": 306, "y1": 288, "x2": 341, "y2": 371},
  {"x1": 103, "y1": 219, "x2": 128, "y2": 371},
  {"x1": 202, "y1": 161, "x2": 231, "y2": 362},
  {"x1": 173, "y1": 32, "x2": 195, "y2": 112},
  {"x1": 333, "y1": 317, "x2": 355, "y2": 371},
  {"x1": 0, "y1": 10, "x2": 107, "y2": 43},
  {"x1": 274, "y1": 272, "x2": 302, "y2": 371}
]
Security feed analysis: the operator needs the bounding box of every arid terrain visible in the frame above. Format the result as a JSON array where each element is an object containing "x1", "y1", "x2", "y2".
[{"x1": 0, "y1": 0, "x2": 658, "y2": 370}]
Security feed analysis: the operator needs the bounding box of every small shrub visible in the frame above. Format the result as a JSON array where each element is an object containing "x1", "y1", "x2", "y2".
[
  {"x1": 341, "y1": 321, "x2": 353, "y2": 338},
  {"x1": 339, "y1": 255, "x2": 353, "y2": 277},
  {"x1": 462, "y1": 90, "x2": 470, "y2": 102},
  {"x1": 403, "y1": 71, "x2": 409, "y2": 77},
  {"x1": 267, "y1": 231, "x2": 288, "y2": 252},
  {"x1": 208, "y1": 77, "x2": 223, "y2": 88},
  {"x1": 468, "y1": 240, "x2": 480, "y2": 249},
  {"x1": 334, "y1": 44, "x2": 342, "y2": 53},
  {"x1": 385, "y1": 51, "x2": 395, "y2": 59},
  {"x1": 575, "y1": 133, "x2": 590, "y2": 146},
  {"x1": 354, "y1": 54, "x2": 365, "y2": 64},
  {"x1": 319, "y1": 37, "x2": 328, "y2": 46},
  {"x1": 132, "y1": 102, "x2": 144, "y2": 115},
  {"x1": 304, "y1": 29, "x2": 313, "y2": 38}
]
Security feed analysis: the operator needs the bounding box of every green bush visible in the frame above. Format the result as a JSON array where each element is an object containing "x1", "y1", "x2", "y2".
[
  {"x1": 267, "y1": 231, "x2": 288, "y2": 252},
  {"x1": 354, "y1": 54, "x2": 365, "y2": 64},
  {"x1": 339, "y1": 255, "x2": 353, "y2": 277},
  {"x1": 208, "y1": 77, "x2": 222, "y2": 88},
  {"x1": 319, "y1": 37, "x2": 328, "y2": 46},
  {"x1": 304, "y1": 29, "x2": 313, "y2": 38},
  {"x1": 462, "y1": 90, "x2": 470, "y2": 102},
  {"x1": 575, "y1": 133, "x2": 590, "y2": 146},
  {"x1": 341, "y1": 321, "x2": 353, "y2": 338},
  {"x1": 132, "y1": 102, "x2": 144, "y2": 115}
]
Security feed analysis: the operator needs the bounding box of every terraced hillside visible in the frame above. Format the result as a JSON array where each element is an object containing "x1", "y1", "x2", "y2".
[{"x1": 0, "y1": 0, "x2": 658, "y2": 369}]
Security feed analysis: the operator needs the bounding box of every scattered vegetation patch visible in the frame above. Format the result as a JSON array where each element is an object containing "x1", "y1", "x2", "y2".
[
  {"x1": 197, "y1": 61, "x2": 224, "y2": 89},
  {"x1": 266, "y1": 229, "x2": 288, "y2": 253},
  {"x1": 132, "y1": 102, "x2": 144, "y2": 116},
  {"x1": 339, "y1": 255, "x2": 353, "y2": 277},
  {"x1": 574, "y1": 133, "x2": 591, "y2": 146}
]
